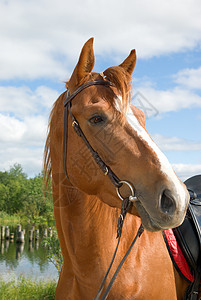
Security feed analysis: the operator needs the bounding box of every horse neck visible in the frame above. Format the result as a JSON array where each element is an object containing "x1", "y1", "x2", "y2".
[
  {"x1": 63, "y1": 185, "x2": 119, "y2": 238},
  {"x1": 58, "y1": 183, "x2": 142, "y2": 262}
]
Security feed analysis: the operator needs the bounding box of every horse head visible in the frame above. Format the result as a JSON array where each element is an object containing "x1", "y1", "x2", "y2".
[{"x1": 64, "y1": 38, "x2": 189, "y2": 232}]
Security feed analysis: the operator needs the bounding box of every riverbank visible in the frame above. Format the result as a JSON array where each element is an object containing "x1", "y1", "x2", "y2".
[
  {"x1": 0, "y1": 276, "x2": 56, "y2": 299},
  {"x1": 0, "y1": 211, "x2": 55, "y2": 228},
  {"x1": 0, "y1": 212, "x2": 21, "y2": 225},
  {"x1": 0, "y1": 223, "x2": 59, "y2": 282}
]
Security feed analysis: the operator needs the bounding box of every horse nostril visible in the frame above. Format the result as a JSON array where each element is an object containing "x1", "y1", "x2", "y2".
[{"x1": 160, "y1": 190, "x2": 176, "y2": 215}]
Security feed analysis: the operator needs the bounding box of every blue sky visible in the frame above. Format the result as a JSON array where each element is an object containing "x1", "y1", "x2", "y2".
[{"x1": 0, "y1": 0, "x2": 201, "y2": 181}]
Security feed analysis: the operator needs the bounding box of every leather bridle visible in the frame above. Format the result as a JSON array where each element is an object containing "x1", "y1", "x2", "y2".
[
  {"x1": 63, "y1": 80, "x2": 124, "y2": 188},
  {"x1": 63, "y1": 80, "x2": 144, "y2": 299}
]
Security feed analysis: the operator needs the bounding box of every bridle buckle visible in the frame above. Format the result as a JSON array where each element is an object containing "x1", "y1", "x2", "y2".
[
  {"x1": 72, "y1": 120, "x2": 78, "y2": 127},
  {"x1": 116, "y1": 180, "x2": 137, "y2": 202}
]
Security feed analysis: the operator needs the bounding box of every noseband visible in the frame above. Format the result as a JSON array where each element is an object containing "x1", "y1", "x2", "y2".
[{"x1": 63, "y1": 80, "x2": 143, "y2": 299}]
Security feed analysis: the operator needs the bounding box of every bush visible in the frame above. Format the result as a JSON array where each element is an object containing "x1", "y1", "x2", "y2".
[
  {"x1": 42, "y1": 230, "x2": 63, "y2": 275},
  {"x1": 0, "y1": 212, "x2": 20, "y2": 224}
]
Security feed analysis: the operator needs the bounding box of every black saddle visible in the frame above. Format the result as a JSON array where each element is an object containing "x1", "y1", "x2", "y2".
[{"x1": 173, "y1": 175, "x2": 201, "y2": 300}]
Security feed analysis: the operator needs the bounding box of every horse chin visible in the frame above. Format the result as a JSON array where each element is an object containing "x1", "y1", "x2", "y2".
[{"x1": 135, "y1": 201, "x2": 163, "y2": 232}]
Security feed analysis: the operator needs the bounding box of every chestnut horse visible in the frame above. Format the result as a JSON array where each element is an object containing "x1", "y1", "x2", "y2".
[{"x1": 44, "y1": 38, "x2": 191, "y2": 299}]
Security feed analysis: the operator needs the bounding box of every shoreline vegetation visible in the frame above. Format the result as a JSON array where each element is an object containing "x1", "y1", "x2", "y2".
[
  {"x1": 0, "y1": 276, "x2": 56, "y2": 300},
  {"x1": 0, "y1": 164, "x2": 61, "y2": 299},
  {"x1": 0, "y1": 212, "x2": 21, "y2": 225}
]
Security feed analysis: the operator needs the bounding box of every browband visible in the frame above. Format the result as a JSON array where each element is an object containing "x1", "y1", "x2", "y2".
[{"x1": 64, "y1": 80, "x2": 114, "y2": 106}]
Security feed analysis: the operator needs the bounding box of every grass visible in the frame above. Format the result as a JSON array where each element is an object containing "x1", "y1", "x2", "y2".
[
  {"x1": 0, "y1": 212, "x2": 21, "y2": 225},
  {"x1": 0, "y1": 276, "x2": 57, "y2": 300},
  {"x1": 0, "y1": 211, "x2": 55, "y2": 227}
]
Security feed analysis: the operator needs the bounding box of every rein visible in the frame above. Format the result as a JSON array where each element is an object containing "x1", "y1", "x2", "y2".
[{"x1": 63, "y1": 80, "x2": 144, "y2": 298}]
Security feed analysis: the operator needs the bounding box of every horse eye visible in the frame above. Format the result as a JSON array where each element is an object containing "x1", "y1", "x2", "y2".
[{"x1": 89, "y1": 115, "x2": 104, "y2": 125}]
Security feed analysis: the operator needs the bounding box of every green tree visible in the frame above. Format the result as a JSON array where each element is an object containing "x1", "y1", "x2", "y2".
[
  {"x1": 0, "y1": 164, "x2": 27, "y2": 214},
  {"x1": 0, "y1": 183, "x2": 9, "y2": 211},
  {"x1": 0, "y1": 164, "x2": 53, "y2": 220},
  {"x1": 9, "y1": 163, "x2": 27, "y2": 180},
  {"x1": 23, "y1": 174, "x2": 53, "y2": 221}
]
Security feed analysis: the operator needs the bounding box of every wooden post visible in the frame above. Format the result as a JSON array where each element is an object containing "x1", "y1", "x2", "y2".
[
  {"x1": 1, "y1": 239, "x2": 4, "y2": 254},
  {"x1": 10, "y1": 233, "x2": 14, "y2": 241},
  {"x1": 16, "y1": 224, "x2": 21, "y2": 234},
  {"x1": 16, "y1": 231, "x2": 24, "y2": 243},
  {"x1": 1, "y1": 226, "x2": 5, "y2": 240},
  {"x1": 5, "y1": 226, "x2": 10, "y2": 239}
]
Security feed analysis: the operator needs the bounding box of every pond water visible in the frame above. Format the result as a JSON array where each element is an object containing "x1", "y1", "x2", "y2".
[{"x1": 0, "y1": 225, "x2": 59, "y2": 281}]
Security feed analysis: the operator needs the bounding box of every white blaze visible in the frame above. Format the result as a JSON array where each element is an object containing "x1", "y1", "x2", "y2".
[
  {"x1": 126, "y1": 106, "x2": 187, "y2": 210},
  {"x1": 115, "y1": 95, "x2": 123, "y2": 112}
]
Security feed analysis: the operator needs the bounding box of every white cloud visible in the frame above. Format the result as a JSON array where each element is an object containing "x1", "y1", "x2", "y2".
[
  {"x1": 174, "y1": 66, "x2": 201, "y2": 90},
  {"x1": 0, "y1": 85, "x2": 59, "y2": 118},
  {"x1": 152, "y1": 134, "x2": 201, "y2": 151},
  {"x1": 22, "y1": 115, "x2": 47, "y2": 146},
  {"x1": 172, "y1": 164, "x2": 201, "y2": 181},
  {"x1": 0, "y1": 114, "x2": 26, "y2": 142},
  {"x1": 0, "y1": 145, "x2": 43, "y2": 178},
  {"x1": 0, "y1": 85, "x2": 59, "y2": 176},
  {"x1": 0, "y1": 113, "x2": 46, "y2": 175},
  {"x1": 134, "y1": 86, "x2": 201, "y2": 113},
  {"x1": 0, "y1": 0, "x2": 201, "y2": 80},
  {"x1": 0, "y1": 85, "x2": 59, "y2": 146}
]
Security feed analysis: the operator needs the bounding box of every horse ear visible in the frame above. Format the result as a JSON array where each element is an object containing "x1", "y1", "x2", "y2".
[
  {"x1": 67, "y1": 38, "x2": 95, "y2": 90},
  {"x1": 76, "y1": 37, "x2": 95, "y2": 82},
  {"x1": 119, "y1": 49, "x2": 137, "y2": 75}
]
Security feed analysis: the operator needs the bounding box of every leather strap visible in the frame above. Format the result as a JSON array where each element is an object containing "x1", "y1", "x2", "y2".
[
  {"x1": 94, "y1": 197, "x2": 144, "y2": 300},
  {"x1": 100, "y1": 224, "x2": 144, "y2": 300},
  {"x1": 63, "y1": 99, "x2": 70, "y2": 181},
  {"x1": 64, "y1": 80, "x2": 114, "y2": 107},
  {"x1": 63, "y1": 80, "x2": 122, "y2": 188}
]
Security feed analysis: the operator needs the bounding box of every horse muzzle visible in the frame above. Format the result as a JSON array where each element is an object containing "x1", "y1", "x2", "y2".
[{"x1": 135, "y1": 185, "x2": 190, "y2": 232}]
